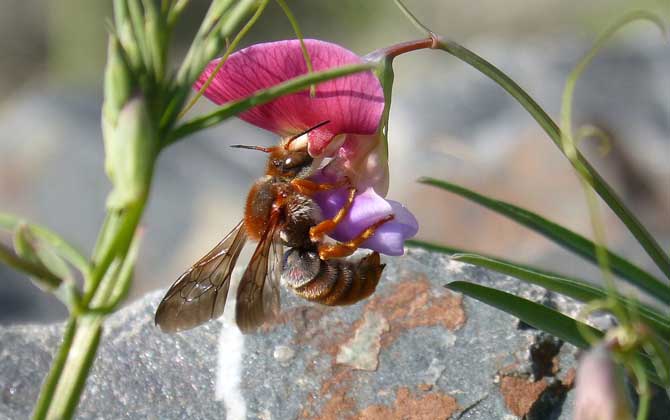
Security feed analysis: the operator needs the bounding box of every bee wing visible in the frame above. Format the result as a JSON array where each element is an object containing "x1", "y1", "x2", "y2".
[
  {"x1": 235, "y1": 212, "x2": 282, "y2": 333},
  {"x1": 155, "y1": 220, "x2": 248, "y2": 333},
  {"x1": 267, "y1": 238, "x2": 283, "y2": 315}
]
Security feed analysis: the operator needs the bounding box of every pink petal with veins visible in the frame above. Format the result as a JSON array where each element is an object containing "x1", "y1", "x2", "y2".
[{"x1": 194, "y1": 39, "x2": 384, "y2": 156}]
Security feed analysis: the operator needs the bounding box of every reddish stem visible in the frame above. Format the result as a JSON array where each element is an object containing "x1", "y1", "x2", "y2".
[{"x1": 375, "y1": 37, "x2": 437, "y2": 59}]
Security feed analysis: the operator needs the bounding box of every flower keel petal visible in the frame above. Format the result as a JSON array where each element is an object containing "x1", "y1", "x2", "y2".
[{"x1": 313, "y1": 187, "x2": 418, "y2": 256}]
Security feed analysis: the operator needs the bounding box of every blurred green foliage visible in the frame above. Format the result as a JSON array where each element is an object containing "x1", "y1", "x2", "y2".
[{"x1": 1, "y1": 0, "x2": 667, "y2": 100}]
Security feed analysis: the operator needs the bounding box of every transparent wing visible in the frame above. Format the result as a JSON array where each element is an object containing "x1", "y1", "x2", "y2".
[
  {"x1": 265, "y1": 237, "x2": 283, "y2": 318},
  {"x1": 155, "y1": 220, "x2": 248, "y2": 333},
  {"x1": 235, "y1": 212, "x2": 282, "y2": 333}
]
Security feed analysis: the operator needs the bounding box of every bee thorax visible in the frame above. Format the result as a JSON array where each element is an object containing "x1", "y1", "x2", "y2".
[{"x1": 279, "y1": 193, "x2": 322, "y2": 248}]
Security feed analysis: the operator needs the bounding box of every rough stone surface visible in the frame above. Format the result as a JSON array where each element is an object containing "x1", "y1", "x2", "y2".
[{"x1": 0, "y1": 250, "x2": 591, "y2": 419}]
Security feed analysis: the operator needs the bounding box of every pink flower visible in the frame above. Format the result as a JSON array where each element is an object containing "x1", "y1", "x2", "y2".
[
  {"x1": 194, "y1": 39, "x2": 383, "y2": 157},
  {"x1": 195, "y1": 39, "x2": 418, "y2": 255}
]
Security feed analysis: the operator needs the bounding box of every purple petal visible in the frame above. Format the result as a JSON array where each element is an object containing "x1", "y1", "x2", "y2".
[{"x1": 313, "y1": 187, "x2": 418, "y2": 256}]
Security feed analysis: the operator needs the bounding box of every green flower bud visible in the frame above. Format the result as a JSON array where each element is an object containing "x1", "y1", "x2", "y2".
[
  {"x1": 103, "y1": 95, "x2": 158, "y2": 209},
  {"x1": 102, "y1": 35, "x2": 134, "y2": 125},
  {"x1": 13, "y1": 224, "x2": 71, "y2": 288}
]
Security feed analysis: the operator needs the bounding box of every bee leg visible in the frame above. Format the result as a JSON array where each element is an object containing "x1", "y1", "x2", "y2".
[
  {"x1": 309, "y1": 187, "x2": 357, "y2": 243},
  {"x1": 318, "y1": 214, "x2": 394, "y2": 260},
  {"x1": 290, "y1": 178, "x2": 350, "y2": 196}
]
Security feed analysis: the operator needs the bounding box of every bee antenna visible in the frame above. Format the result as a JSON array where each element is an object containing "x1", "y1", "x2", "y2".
[
  {"x1": 285, "y1": 120, "x2": 331, "y2": 149},
  {"x1": 230, "y1": 145, "x2": 275, "y2": 153}
]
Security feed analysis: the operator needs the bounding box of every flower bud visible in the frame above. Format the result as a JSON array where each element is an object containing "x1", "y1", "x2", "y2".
[
  {"x1": 103, "y1": 95, "x2": 158, "y2": 209},
  {"x1": 102, "y1": 35, "x2": 133, "y2": 125},
  {"x1": 574, "y1": 344, "x2": 632, "y2": 420},
  {"x1": 13, "y1": 224, "x2": 70, "y2": 289}
]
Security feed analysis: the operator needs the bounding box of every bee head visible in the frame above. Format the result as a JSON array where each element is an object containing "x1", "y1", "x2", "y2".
[
  {"x1": 267, "y1": 147, "x2": 313, "y2": 178},
  {"x1": 231, "y1": 120, "x2": 329, "y2": 179}
]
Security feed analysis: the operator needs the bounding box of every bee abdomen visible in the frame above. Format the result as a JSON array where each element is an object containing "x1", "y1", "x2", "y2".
[
  {"x1": 326, "y1": 252, "x2": 384, "y2": 306},
  {"x1": 292, "y1": 261, "x2": 340, "y2": 302},
  {"x1": 288, "y1": 251, "x2": 385, "y2": 306}
]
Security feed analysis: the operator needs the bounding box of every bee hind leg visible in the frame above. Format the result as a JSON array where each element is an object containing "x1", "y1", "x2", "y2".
[
  {"x1": 318, "y1": 214, "x2": 394, "y2": 260},
  {"x1": 309, "y1": 187, "x2": 357, "y2": 243}
]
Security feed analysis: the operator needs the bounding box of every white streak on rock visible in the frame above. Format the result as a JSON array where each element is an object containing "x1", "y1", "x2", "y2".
[{"x1": 216, "y1": 270, "x2": 246, "y2": 420}]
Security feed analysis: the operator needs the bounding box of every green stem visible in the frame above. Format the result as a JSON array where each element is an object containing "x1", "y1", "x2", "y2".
[
  {"x1": 34, "y1": 190, "x2": 149, "y2": 418},
  {"x1": 632, "y1": 356, "x2": 651, "y2": 420},
  {"x1": 32, "y1": 319, "x2": 77, "y2": 420},
  {"x1": 434, "y1": 36, "x2": 670, "y2": 280},
  {"x1": 43, "y1": 316, "x2": 103, "y2": 420},
  {"x1": 559, "y1": 12, "x2": 668, "y2": 327},
  {"x1": 85, "y1": 193, "x2": 148, "y2": 306}
]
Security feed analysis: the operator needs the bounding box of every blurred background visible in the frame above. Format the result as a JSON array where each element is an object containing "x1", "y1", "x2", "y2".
[{"x1": 1, "y1": 0, "x2": 668, "y2": 323}]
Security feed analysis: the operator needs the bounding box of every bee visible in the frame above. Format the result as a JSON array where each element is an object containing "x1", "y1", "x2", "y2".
[{"x1": 155, "y1": 121, "x2": 393, "y2": 333}]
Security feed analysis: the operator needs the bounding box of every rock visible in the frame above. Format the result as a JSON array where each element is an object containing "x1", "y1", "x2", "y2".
[
  {"x1": 0, "y1": 250, "x2": 600, "y2": 419},
  {"x1": 2, "y1": 249, "x2": 669, "y2": 419}
]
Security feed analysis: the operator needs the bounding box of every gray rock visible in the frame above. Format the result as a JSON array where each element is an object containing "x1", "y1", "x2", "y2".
[{"x1": 2, "y1": 250, "x2": 588, "y2": 419}]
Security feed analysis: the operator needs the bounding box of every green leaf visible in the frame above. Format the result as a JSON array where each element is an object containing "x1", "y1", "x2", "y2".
[
  {"x1": 447, "y1": 280, "x2": 601, "y2": 349},
  {"x1": 0, "y1": 242, "x2": 61, "y2": 290},
  {"x1": 418, "y1": 177, "x2": 670, "y2": 302},
  {"x1": 446, "y1": 281, "x2": 666, "y2": 386},
  {"x1": 435, "y1": 37, "x2": 670, "y2": 281},
  {"x1": 14, "y1": 224, "x2": 73, "y2": 283},
  {"x1": 0, "y1": 213, "x2": 91, "y2": 278},
  {"x1": 451, "y1": 253, "x2": 670, "y2": 338}
]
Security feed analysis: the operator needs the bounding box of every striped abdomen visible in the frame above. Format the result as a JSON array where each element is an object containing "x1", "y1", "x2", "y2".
[{"x1": 281, "y1": 248, "x2": 384, "y2": 306}]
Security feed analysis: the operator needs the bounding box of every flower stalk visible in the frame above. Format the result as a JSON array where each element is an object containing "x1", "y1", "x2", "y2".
[{"x1": 27, "y1": 1, "x2": 261, "y2": 418}]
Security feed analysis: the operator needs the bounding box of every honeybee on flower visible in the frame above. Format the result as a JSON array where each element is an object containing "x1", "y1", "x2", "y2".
[{"x1": 156, "y1": 39, "x2": 417, "y2": 332}]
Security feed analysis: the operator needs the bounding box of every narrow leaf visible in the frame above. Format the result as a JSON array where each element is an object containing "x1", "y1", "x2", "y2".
[
  {"x1": 435, "y1": 38, "x2": 670, "y2": 280},
  {"x1": 446, "y1": 280, "x2": 601, "y2": 348},
  {"x1": 446, "y1": 280, "x2": 665, "y2": 386},
  {"x1": 407, "y1": 239, "x2": 583, "y2": 279},
  {"x1": 452, "y1": 253, "x2": 670, "y2": 338},
  {"x1": 14, "y1": 224, "x2": 73, "y2": 283},
  {"x1": 419, "y1": 177, "x2": 670, "y2": 302},
  {"x1": 0, "y1": 213, "x2": 91, "y2": 278},
  {"x1": 0, "y1": 242, "x2": 61, "y2": 290}
]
